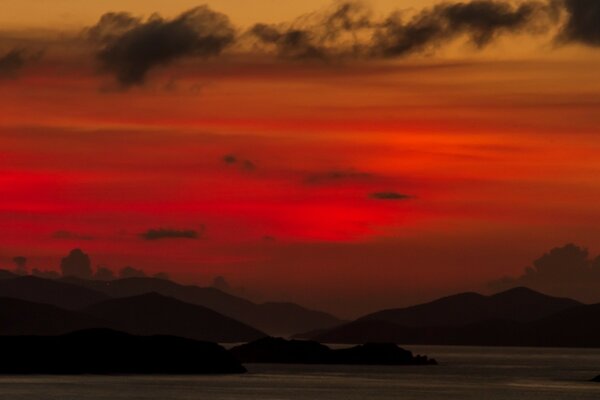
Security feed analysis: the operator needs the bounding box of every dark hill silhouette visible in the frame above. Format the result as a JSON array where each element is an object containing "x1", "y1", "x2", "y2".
[
  {"x1": 0, "y1": 276, "x2": 108, "y2": 309},
  {"x1": 303, "y1": 288, "x2": 600, "y2": 347},
  {"x1": 0, "y1": 297, "x2": 105, "y2": 335},
  {"x1": 0, "y1": 270, "x2": 16, "y2": 279},
  {"x1": 65, "y1": 277, "x2": 342, "y2": 335},
  {"x1": 358, "y1": 287, "x2": 581, "y2": 327},
  {"x1": 230, "y1": 337, "x2": 436, "y2": 365},
  {"x1": 0, "y1": 329, "x2": 245, "y2": 375},
  {"x1": 82, "y1": 292, "x2": 266, "y2": 343},
  {"x1": 527, "y1": 303, "x2": 600, "y2": 348}
]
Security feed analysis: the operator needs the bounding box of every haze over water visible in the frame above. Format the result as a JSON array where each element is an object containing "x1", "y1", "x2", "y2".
[{"x1": 2, "y1": 346, "x2": 600, "y2": 399}]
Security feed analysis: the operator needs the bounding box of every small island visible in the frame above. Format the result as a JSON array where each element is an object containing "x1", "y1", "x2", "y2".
[
  {"x1": 230, "y1": 337, "x2": 437, "y2": 365},
  {"x1": 0, "y1": 329, "x2": 246, "y2": 375}
]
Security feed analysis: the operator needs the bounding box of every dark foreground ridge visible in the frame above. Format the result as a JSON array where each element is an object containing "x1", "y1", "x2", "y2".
[
  {"x1": 592, "y1": 375, "x2": 600, "y2": 382},
  {"x1": 0, "y1": 329, "x2": 246, "y2": 375},
  {"x1": 230, "y1": 337, "x2": 437, "y2": 365}
]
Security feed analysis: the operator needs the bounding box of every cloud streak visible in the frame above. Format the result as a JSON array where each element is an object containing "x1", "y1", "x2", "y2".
[
  {"x1": 370, "y1": 192, "x2": 412, "y2": 201},
  {"x1": 0, "y1": 50, "x2": 27, "y2": 79},
  {"x1": 140, "y1": 228, "x2": 202, "y2": 241}
]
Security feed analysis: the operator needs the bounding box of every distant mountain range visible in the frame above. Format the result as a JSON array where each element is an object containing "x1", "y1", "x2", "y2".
[
  {"x1": 298, "y1": 287, "x2": 600, "y2": 348},
  {"x1": 62, "y1": 276, "x2": 344, "y2": 335},
  {"x1": 5, "y1": 271, "x2": 600, "y2": 348},
  {"x1": 0, "y1": 273, "x2": 342, "y2": 339},
  {"x1": 0, "y1": 276, "x2": 108, "y2": 309},
  {"x1": 83, "y1": 292, "x2": 264, "y2": 342}
]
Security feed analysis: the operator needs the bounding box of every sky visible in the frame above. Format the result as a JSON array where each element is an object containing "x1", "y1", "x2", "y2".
[{"x1": 1, "y1": 0, "x2": 600, "y2": 317}]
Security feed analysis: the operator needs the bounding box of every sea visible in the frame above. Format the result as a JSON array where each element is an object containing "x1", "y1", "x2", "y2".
[{"x1": 1, "y1": 345, "x2": 600, "y2": 399}]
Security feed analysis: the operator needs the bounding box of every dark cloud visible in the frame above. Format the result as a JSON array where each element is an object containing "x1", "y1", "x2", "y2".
[
  {"x1": 60, "y1": 248, "x2": 93, "y2": 279},
  {"x1": 370, "y1": 192, "x2": 412, "y2": 200},
  {"x1": 305, "y1": 170, "x2": 374, "y2": 185},
  {"x1": 12, "y1": 256, "x2": 27, "y2": 276},
  {"x1": 248, "y1": 1, "x2": 554, "y2": 60},
  {"x1": 0, "y1": 50, "x2": 26, "y2": 79},
  {"x1": 52, "y1": 230, "x2": 94, "y2": 241},
  {"x1": 373, "y1": 0, "x2": 553, "y2": 57},
  {"x1": 32, "y1": 269, "x2": 60, "y2": 279},
  {"x1": 222, "y1": 154, "x2": 256, "y2": 171},
  {"x1": 77, "y1": 1, "x2": 598, "y2": 84},
  {"x1": 248, "y1": 1, "x2": 372, "y2": 59},
  {"x1": 559, "y1": 0, "x2": 600, "y2": 46},
  {"x1": 95, "y1": 266, "x2": 115, "y2": 281},
  {"x1": 119, "y1": 266, "x2": 146, "y2": 278},
  {"x1": 140, "y1": 228, "x2": 201, "y2": 241},
  {"x1": 154, "y1": 272, "x2": 170, "y2": 280},
  {"x1": 489, "y1": 244, "x2": 600, "y2": 303},
  {"x1": 89, "y1": 6, "x2": 236, "y2": 86},
  {"x1": 222, "y1": 154, "x2": 238, "y2": 164},
  {"x1": 212, "y1": 276, "x2": 231, "y2": 292}
]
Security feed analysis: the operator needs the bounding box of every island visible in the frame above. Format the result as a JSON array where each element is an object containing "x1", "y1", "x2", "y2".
[
  {"x1": 0, "y1": 329, "x2": 246, "y2": 374},
  {"x1": 230, "y1": 337, "x2": 437, "y2": 365}
]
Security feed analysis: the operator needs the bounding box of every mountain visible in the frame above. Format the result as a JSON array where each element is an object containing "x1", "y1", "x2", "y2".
[
  {"x1": 528, "y1": 303, "x2": 600, "y2": 348},
  {"x1": 358, "y1": 287, "x2": 581, "y2": 327},
  {"x1": 82, "y1": 292, "x2": 266, "y2": 343},
  {"x1": 306, "y1": 287, "x2": 593, "y2": 347},
  {"x1": 0, "y1": 297, "x2": 105, "y2": 335},
  {"x1": 0, "y1": 270, "x2": 17, "y2": 279},
  {"x1": 0, "y1": 329, "x2": 246, "y2": 375},
  {"x1": 66, "y1": 277, "x2": 343, "y2": 335},
  {"x1": 0, "y1": 276, "x2": 109, "y2": 309}
]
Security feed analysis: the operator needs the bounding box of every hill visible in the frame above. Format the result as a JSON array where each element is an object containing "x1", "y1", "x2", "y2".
[
  {"x1": 0, "y1": 276, "x2": 108, "y2": 309},
  {"x1": 66, "y1": 277, "x2": 342, "y2": 335},
  {"x1": 0, "y1": 297, "x2": 105, "y2": 335},
  {"x1": 230, "y1": 337, "x2": 436, "y2": 365},
  {"x1": 0, "y1": 329, "x2": 245, "y2": 374},
  {"x1": 359, "y1": 287, "x2": 581, "y2": 327},
  {"x1": 82, "y1": 292, "x2": 266, "y2": 343},
  {"x1": 306, "y1": 288, "x2": 599, "y2": 347}
]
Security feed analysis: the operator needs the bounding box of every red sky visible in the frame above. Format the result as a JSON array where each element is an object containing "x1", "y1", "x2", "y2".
[{"x1": 1, "y1": 0, "x2": 600, "y2": 317}]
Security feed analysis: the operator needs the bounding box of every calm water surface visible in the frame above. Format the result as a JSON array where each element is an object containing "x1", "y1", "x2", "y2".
[{"x1": 2, "y1": 346, "x2": 600, "y2": 399}]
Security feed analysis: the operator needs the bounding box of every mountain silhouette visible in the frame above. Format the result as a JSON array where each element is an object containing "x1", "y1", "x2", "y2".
[
  {"x1": 0, "y1": 270, "x2": 17, "y2": 279},
  {"x1": 303, "y1": 287, "x2": 599, "y2": 347},
  {"x1": 0, "y1": 329, "x2": 245, "y2": 374},
  {"x1": 230, "y1": 337, "x2": 436, "y2": 365},
  {"x1": 0, "y1": 276, "x2": 109, "y2": 309},
  {"x1": 82, "y1": 292, "x2": 266, "y2": 342},
  {"x1": 0, "y1": 297, "x2": 105, "y2": 335},
  {"x1": 358, "y1": 287, "x2": 581, "y2": 327},
  {"x1": 65, "y1": 277, "x2": 342, "y2": 335}
]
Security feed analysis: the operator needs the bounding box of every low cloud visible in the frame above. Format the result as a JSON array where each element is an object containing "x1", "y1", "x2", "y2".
[
  {"x1": 52, "y1": 231, "x2": 94, "y2": 241},
  {"x1": 558, "y1": 0, "x2": 600, "y2": 46},
  {"x1": 370, "y1": 192, "x2": 412, "y2": 200},
  {"x1": 248, "y1": 1, "x2": 555, "y2": 60},
  {"x1": 119, "y1": 266, "x2": 146, "y2": 278},
  {"x1": 88, "y1": 6, "x2": 236, "y2": 86},
  {"x1": 0, "y1": 50, "x2": 27, "y2": 79},
  {"x1": 60, "y1": 248, "x2": 93, "y2": 279},
  {"x1": 305, "y1": 170, "x2": 374, "y2": 185},
  {"x1": 140, "y1": 228, "x2": 202, "y2": 241},
  {"x1": 489, "y1": 243, "x2": 600, "y2": 303},
  {"x1": 222, "y1": 154, "x2": 256, "y2": 171}
]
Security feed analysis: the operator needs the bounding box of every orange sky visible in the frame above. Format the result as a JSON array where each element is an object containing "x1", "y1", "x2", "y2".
[{"x1": 1, "y1": 0, "x2": 600, "y2": 316}]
